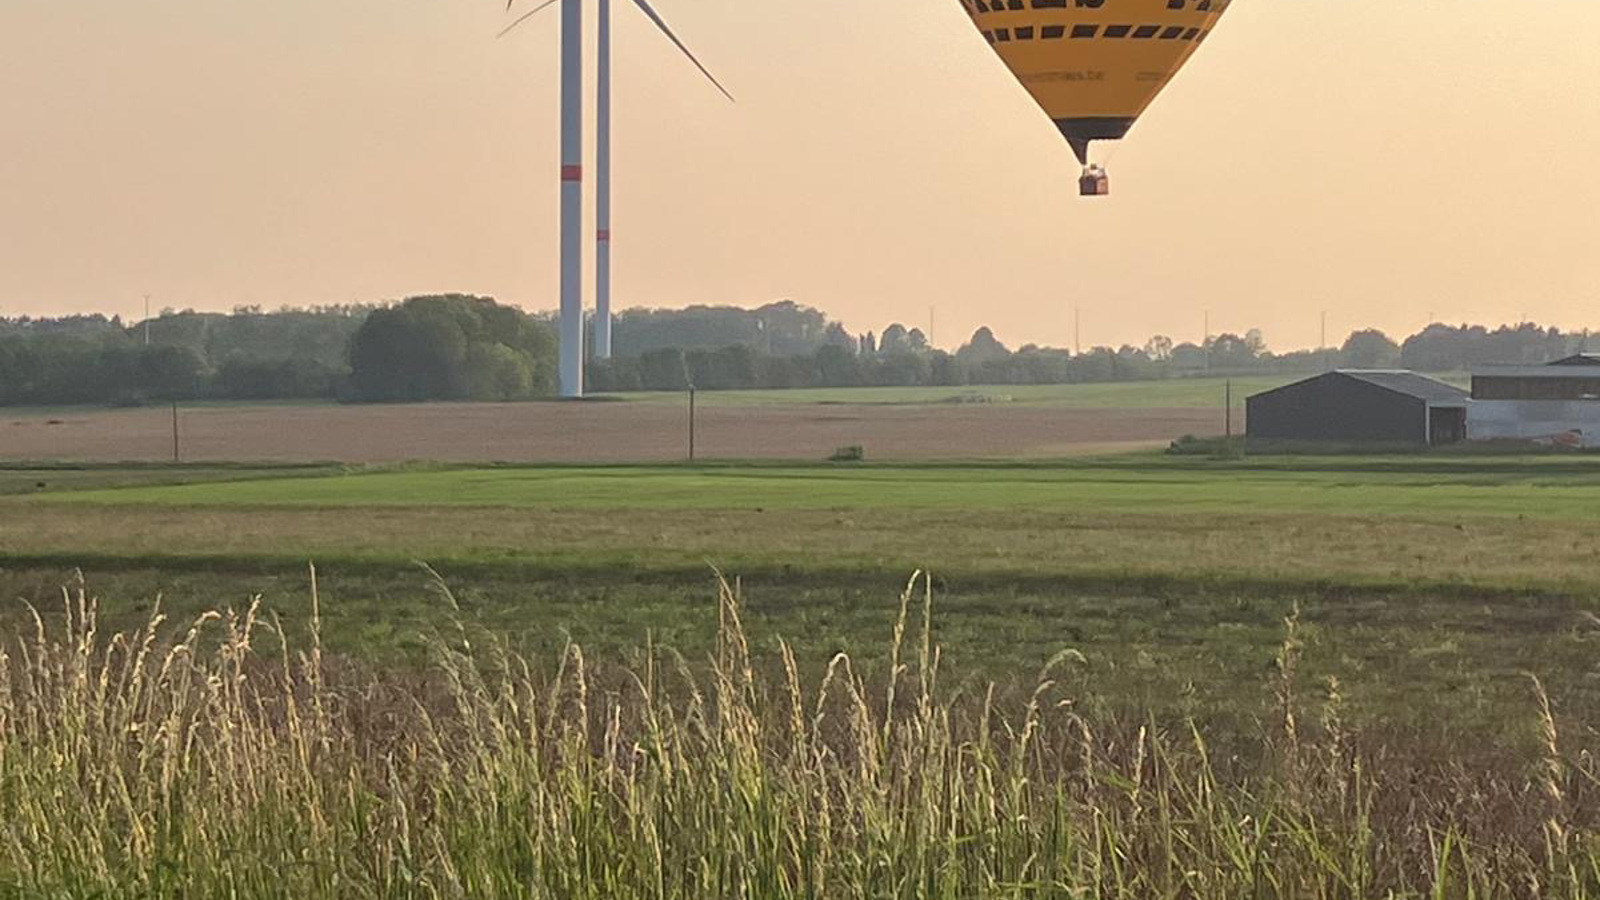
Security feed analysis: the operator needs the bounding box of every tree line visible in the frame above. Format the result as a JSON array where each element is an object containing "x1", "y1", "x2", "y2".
[
  {"x1": 0, "y1": 306, "x2": 368, "y2": 406},
  {"x1": 0, "y1": 296, "x2": 1593, "y2": 406},
  {"x1": 589, "y1": 321, "x2": 1596, "y2": 392},
  {"x1": 0, "y1": 297, "x2": 550, "y2": 406}
]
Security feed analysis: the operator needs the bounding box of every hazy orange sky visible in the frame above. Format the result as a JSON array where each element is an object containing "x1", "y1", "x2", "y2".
[{"x1": 2, "y1": 0, "x2": 1596, "y2": 352}]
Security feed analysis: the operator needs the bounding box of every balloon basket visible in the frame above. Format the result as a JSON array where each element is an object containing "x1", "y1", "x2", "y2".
[{"x1": 1079, "y1": 166, "x2": 1110, "y2": 197}]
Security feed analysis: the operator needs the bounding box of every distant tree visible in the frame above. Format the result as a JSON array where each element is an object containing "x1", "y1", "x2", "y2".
[
  {"x1": 753, "y1": 300, "x2": 829, "y2": 356},
  {"x1": 957, "y1": 327, "x2": 1010, "y2": 366},
  {"x1": 1010, "y1": 346, "x2": 1070, "y2": 384},
  {"x1": 879, "y1": 324, "x2": 911, "y2": 355},
  {"x1": 346, "y1": 295, "x2": 556, "y2": 402},
  {"x1": 1206, "y1": 333, "x2": 1258, "y2": 370},
  {"x1": 814, "y1": 344, "x2": 861, "y2": 387},
  {"x1": 586, "y1": 356, "x2": 643, "y2": 393},
  {"x1": 1064, "y1": 347, "x2": 1110, "y2": 382},
  {"x1": 1397, "y1": 322, "x2": 1571, "y2": 371},
  {"x1": 1169, "y1": 342, "x2": 1206, "y2": 371},
  {"x1": 929, "y1": 351, "x2": 965, "y2": 386},
  {"x1": 871, "y1": 349, "x2": 932, "y2": 387},
  {"x1": 135, "y1": 306, "x2": 369, "y2": 385},
  {"x1": 1341, "y1": 329, "x2": 1401, "y2": 368},
  {"x1": 1115, "y1": 345, "x2": 1157, "y2": 380},
  {"x1": 1400, "y1": 324, "x2": 1472, "y2": 371},
  {"x1": 0, "y1": 343, "x2": 19, "y2": 404},
  {"x1": 217, "y1": 358, "x2": 337, "y2": 400},
  {"x1": 689, "y1": 344, "x2": 759, "y2": 390},
  {"x1": 348, "y1": 306, "x2": 461, "y2": 401},
  {"x1": 610, "y1": 300, "x2": 834, "y2": 358},
  {"x1": 757, "y1": 353, "x2": 816, "y2": 389},
  {"x1": 822, "y1": 322, "x2": 858, "y2": 354},
  {"x1": 1, "y1": 314, "x2": 124, "y2": 341},
  {"x1": 7, "y1": 299, "x2": 1596, "y2": 405},
  {"x1": 134, "y1": 346, "x2": 203, "y2": 401},
  {"x1": 1481, "y1": 323, "x2": 1568, "y2": 365},
  {"x1": 464, "y1": 343, "x2": 535, "y2": 401},
  {"x1": 638, "y1": 348, "x2": 690, "y2": 391}
]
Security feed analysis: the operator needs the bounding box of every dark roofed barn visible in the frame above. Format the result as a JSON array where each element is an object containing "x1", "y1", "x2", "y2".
[
  {"x1": 1549, "y1": 353, "x2": 1600, "y2": 367},
  {"x1": 1247, "y1": 371, "x2": 1469, "y2": 446}
]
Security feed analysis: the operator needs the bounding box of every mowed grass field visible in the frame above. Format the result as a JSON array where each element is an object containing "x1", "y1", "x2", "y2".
[
  {"x1": 3, "y1": 451, "x2": 1599, "y2": 745},
  {"x1": 29, "y1": 455, "x2": 1600, "y2": 518},
  {"x1": 5, "y1": 448, "x2": 1598, "y2": 895}
]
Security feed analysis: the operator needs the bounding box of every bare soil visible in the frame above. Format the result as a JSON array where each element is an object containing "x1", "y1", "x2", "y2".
[{"x1": 1, "y1": 402, "x2": 1222, "y2": 463}]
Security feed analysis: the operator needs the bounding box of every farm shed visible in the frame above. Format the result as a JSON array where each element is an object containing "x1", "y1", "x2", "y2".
[
  {"x1": 1470, "y1": 354, "x2": 1600, "y2": 446},
  {"x1": 1246, "y1": 370, "x2": 1469, "y2": 446}
]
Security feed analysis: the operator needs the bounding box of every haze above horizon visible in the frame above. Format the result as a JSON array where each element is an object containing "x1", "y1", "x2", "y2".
[{"x1": 1, "y1": 0, "x2": 1596, "y2": 352}]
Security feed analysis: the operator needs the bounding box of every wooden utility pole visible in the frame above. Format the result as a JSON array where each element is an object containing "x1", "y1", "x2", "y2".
[
  {"x1": 688, "y1": 387, "x2": 697, "y2": 462},
  {"x1": 171, "y1": 402, "x2": 180, "y2": 463},
  {"x1": 1225, "y1": 380, "x2": 1233, "y2": 438}
]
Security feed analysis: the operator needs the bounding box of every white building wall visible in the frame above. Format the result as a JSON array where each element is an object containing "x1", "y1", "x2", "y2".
[{"x1": 1468, "y1": 400, "x2": 1600, "y2": 446}]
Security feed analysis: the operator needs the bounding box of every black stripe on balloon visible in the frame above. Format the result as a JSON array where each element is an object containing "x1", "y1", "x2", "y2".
[{"x1": 965, "y1": 15, "x2": 1206, "y2": 43}]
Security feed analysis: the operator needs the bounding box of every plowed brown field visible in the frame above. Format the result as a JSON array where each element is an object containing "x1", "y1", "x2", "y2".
[{"x1": 1, "y1": 401, "x2": 1222, "y2": 463}]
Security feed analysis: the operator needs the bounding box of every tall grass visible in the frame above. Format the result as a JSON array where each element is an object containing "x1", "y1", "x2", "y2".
[{"x1": 0, "y1": 571, "x2": 1596, "y2": 899}]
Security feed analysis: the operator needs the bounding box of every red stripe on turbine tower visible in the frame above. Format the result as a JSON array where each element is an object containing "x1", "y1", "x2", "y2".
[
  {"x1": 561, "y1": 164, "x2": 583, "y2": 182},
  {"x1": 597, "y1": 229, "x2": 611, "y2": 241}
]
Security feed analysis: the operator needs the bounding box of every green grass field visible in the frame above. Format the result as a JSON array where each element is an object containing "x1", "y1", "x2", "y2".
[
  {"x1": 9, "y1": 445, "x2": 1600, "y2": 897},
  {"x1": 3, "y1": 452, "x2": 1598, "y2": 744},
  {"x1": 0, "y1": 462, "x2": 342, "y2": 496},
  {"x1": 6, "y1": 452, "x2": 1598, "y2": 897},
  {"x1": 28, "y1": 455, "x2": 1600, "y2": 518}
]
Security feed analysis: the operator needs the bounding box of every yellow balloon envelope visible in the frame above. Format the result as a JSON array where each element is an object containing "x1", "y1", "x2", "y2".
[{"x1": 960, "y1": 0, "x2": 1232, "y2": 165}]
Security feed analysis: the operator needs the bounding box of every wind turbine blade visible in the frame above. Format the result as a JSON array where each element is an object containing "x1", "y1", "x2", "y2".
[
  {"x1": 627, "y1": 0, "x2": 735, "y2": 102},
  {"x1": 498, "y1": 0, "x2": 560, "y2": 39}
]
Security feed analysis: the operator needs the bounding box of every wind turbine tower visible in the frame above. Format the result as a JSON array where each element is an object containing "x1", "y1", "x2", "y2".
[
  {"x1": 502, "y1": 0, "x2": 731, "y2": 393},
  {"x1": 595, "y1": 0, "x2": 613, "y2": 360},
  {"x1": 558, "y1": 0, "x2": 584, "y2": 396}
]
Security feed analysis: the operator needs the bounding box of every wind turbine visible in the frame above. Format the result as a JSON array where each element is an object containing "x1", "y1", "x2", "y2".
[{"x1": 501, "y1": 0, "x2": 732, "y2": 396}]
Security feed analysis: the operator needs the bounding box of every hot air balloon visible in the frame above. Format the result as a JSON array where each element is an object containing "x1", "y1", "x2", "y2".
[{"x1": 959, "y1": 0, "x2": 1232, "y2": 196}]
